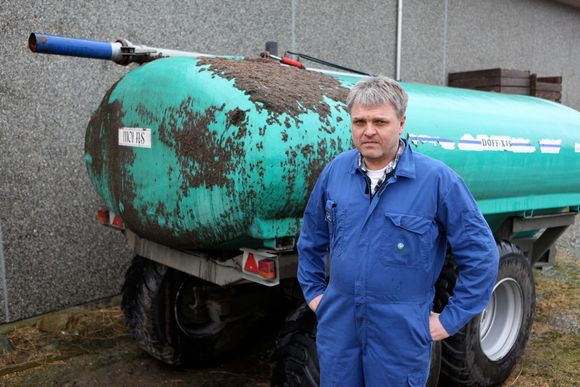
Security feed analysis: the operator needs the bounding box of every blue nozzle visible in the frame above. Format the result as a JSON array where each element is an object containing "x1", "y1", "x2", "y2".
[{"x1": 29, "y1": 33, "x2": 113, "y2": 60}]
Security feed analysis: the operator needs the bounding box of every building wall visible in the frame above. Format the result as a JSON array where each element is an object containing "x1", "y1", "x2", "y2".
[
  {"x1": 403, "y1": 0, "x2": 580, "y2": 111},
  {"x1": 0, "y1": 0, "x2": 578, "y2": 322}
]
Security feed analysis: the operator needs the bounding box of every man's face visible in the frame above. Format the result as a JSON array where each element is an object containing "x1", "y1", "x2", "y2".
[{"x1": 350, "y1": 101, "x2": 406, "y2": 170}]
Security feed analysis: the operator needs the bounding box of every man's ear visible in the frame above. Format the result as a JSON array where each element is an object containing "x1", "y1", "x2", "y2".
[{"x1": 399, "y1": 115, "x2": 406, "y2": 134}]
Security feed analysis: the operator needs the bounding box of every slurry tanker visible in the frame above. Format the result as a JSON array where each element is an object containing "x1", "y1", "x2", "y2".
[{"x1": 29, "y1": 33, "x2": 580, "y2": 386}]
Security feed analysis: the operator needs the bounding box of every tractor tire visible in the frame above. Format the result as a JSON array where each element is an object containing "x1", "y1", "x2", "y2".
[
  {"x1": 270, "y1": 303, "x2": 442, "y2": 386},
  {"x1": 271, "y1": 303, "x2": 319, "y2": 387},
  {"x1": 437, "y1": 241, "x2": 535, "y2": 386},
  {"x1": 121, "y1": 255, "x2": 260, "y2": 366}
]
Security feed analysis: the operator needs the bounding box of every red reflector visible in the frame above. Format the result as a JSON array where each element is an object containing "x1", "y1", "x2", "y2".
[
  {"x1": 259, "y1": 259, "x2": 276, "y2": 280},
  {"x1": 97, "y1": 209, "x2": 109, "y2": 224},
  {"x1": 244, "y1": 253, "x2": 259, "y2": 274},
  {"x1": 112, "y1": 216, "x2": 124, "y2": 228},
  {"x1": 259, "y1": 259, "x2": 275, "y2": 273}
]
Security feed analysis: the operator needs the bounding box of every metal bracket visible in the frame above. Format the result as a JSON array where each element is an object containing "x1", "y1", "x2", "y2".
[
  {"x1": 125, "y1": 230, "x2": 299, "y2": 287},
  {"x1": 125, "y1": 230, "x2": 244, "y2": 287},
  {"x1": 496, "y1": 211, "x2": 577, "y2": 265}
]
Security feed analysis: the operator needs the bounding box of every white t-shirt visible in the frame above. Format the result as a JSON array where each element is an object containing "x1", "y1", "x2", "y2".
[{"x1": 366, "y1": 166, "x2": 388, "y2": 194}]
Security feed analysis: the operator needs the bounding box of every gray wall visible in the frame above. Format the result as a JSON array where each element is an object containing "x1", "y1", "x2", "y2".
[
  {"x1": 294, "y1": 0, "x2": 398, "y2": 78},
  {"x1": 402, "y1": 0, "x2": 580, "y2": 110},
  {"x1": 1, "y1": 0, "x2": 579, "y2": 322}
]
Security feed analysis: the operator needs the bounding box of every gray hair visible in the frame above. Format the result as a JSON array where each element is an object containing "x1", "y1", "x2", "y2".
[{"x1": 346, "y1": 75, "x2": 408, "y2": 118}]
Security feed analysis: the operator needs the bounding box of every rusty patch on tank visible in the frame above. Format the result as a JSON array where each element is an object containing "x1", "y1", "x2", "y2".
[
  {"x1": 157, "y1": 98, "x2": 242, "y2": 192},
  {"x1": 84, "y1": 81, "x2": 142, "y2": 224},
  {"x1": 85, "y1": 80, "x2": 121, "y2": 177},
  {"x1": 85, "y1": 83, "x2": 158, "y2": 245},
  {"x1": 197, "y1": 57, "x2": 349, "y2": 121},
  {"x1": 303, "y1": 137, "x2": 348, "y2": 197},
  {"x1": 227, "y1": 108, "x2": 248, "y2": 128},
  {"x1": 135, "y1": 103, "x2": 159, "y2": 124},
  {"x1": 85, "y1": 57, "x2": 353, "y2": 250},
  {"x1": 85, "y1": 84, "x2": 249, "y2": 248},
  {"x1": 85, "y1": 85, "x2": 183, "y2": 247}
]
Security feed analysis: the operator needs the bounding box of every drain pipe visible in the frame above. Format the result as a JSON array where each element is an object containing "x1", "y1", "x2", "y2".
[
  {"x1": 0, "y1": 224, "x2": 9, "y2": 322},
  {"x1": 395, "y1": 0, "x2": 403, "y2": 81}
]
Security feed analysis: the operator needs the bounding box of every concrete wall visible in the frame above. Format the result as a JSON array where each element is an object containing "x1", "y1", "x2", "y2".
[
  {"x1": 294, "y1": 0, "x2": 398, "y2": 78},
  {"x1": 402, "y1": 0, "x2": 580, "y2": 110},
  {"x1": 1, "y1": 0, "x2": 579, "y2": 322}
]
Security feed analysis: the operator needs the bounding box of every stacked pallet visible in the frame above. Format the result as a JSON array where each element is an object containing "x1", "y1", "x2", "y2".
[
  {"x1": 530, "y1": 74, "x2": 562, "y2": 103},
  {"x1": 448, "y1": 68, "x2": 562, "y2": 103}
]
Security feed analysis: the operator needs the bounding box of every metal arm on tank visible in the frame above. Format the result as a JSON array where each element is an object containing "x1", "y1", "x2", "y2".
[{"x1": 28, "y1": 33, "x2": 214, "y2": 65}]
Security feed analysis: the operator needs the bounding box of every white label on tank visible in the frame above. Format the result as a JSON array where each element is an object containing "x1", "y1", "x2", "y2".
[
  {"x1": 457, "y1": 134, "x2": 536, "y2": 153},
  {"x1": 510, "y1": 137, "x2": 536, "y2": 153},
  {"x1": 409, "y1": 134, "x2": 456, "y2": 150},
  {"x1": 575, "y1": 143, "x2": 580, "y2": 153},
  {"x1": 539, "y1": 139, "x2": 561, "y2": 154},
  {"x1": 118, "y1": 127, "x2": 152, "y2": 149}
]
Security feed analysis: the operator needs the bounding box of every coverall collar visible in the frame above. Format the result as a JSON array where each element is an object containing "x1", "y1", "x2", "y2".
[{"x1": 351, "y1": 138, "x2": 416, "y2": 179}]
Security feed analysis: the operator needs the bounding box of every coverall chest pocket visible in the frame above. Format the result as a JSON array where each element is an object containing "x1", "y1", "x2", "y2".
[
  {"x1": 325, "y1": 200, "x2": 341, "y2": 257},
  {"x1": 381, "y1": 213, "x2": 432, "y2": 268}
]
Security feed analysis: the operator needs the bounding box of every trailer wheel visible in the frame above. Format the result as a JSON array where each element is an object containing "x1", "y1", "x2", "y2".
[
  {"x1": 437, "y1": 241, "x2": 535, "y2": 386},
  {"x1": 270, "y1": 303, "x2": 442, "y2": 386},
  {"x1": 122, "y1": 255, "x2": 262, "y2": 366},
  {"x1": 271, "y1": 303, "x2": 319, "y2": 387}
]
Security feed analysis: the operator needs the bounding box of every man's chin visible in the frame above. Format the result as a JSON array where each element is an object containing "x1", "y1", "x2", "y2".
[{"x1": 359, "y1": 150, "x2": 383, "y2": 159}]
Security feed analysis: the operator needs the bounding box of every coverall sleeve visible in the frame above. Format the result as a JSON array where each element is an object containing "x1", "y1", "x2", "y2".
[
  {"x1": 436, "y1": 176, "x2": 499, "y2": 336},
  {"x1": 297, "y1": 166, "x2": 331, "y2": 304}
]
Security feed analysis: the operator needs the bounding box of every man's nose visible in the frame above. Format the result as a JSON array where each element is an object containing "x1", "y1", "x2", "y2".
[{"x1": 363, "y1": 124, "x2": 377, "y2": 136}]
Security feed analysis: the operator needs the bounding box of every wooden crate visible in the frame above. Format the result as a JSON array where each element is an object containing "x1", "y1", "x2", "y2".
[
  {"x1": 448, "y1": 68, "x2": 530, "y2": 81},
  {"x1": 476, "y1": 86, "x2": 530, "y2": 95},
  {"x1": 448, "y1": 68, "x2": 531, "y2": 95},
  {"x1": 530, "y1": 74, "x2": 562, "y2": 102},
  {"x1": 448, "y1": 68, "x2": 562, "y2": 103}
]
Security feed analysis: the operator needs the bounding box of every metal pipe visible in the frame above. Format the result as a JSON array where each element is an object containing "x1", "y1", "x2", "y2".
[
  {"x1": 29, "y1": 33, "x2": 118, "y2": 60},
  {"x1": 29, "y1": 33, "x2": 213, "y2": 66},
  {"x1": 29, "y1": 32, "x2": 364, "y2": 79},
  {"x1": 396, "y1": 0, "x2": 403, "y2": 81}
]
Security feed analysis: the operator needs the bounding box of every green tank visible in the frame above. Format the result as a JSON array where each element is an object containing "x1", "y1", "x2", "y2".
[{"x1": 84, "y1": 56, "x2": 580, "y2": 249}]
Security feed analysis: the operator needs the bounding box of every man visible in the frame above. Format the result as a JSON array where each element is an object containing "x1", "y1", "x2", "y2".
[{"x1": 297, "y1": 76, "x2": 499, "y2": 386}]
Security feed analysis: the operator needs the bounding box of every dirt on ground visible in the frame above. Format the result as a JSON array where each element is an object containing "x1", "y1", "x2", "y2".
[{"x1": 0, "y1": 258, "x2": 578, "y2": 386}]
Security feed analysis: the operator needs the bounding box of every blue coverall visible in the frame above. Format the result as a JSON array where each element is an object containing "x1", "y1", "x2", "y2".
[{"x1": 297, "y1": 141, "x2": 499, "y2": 386}]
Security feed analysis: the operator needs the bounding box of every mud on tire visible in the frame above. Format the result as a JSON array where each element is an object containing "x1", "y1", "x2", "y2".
[
  {"x1": 271, "y1": 303, "x2": 320, "y2": 387},
  {"x1": 122, "y1": 255, "x2": 180, "y2": 364},
  {"x1": 122, "y1": 255, "x2": 261, "y2": 366},
  {"x1": 436, "y1": 241, "x2": 535, "y2": 386}
]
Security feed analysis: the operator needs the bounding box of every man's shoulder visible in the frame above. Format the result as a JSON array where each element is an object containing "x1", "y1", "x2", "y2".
[{"x1": 326, "y1": 149, "x2": 358, "y2": 171}]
